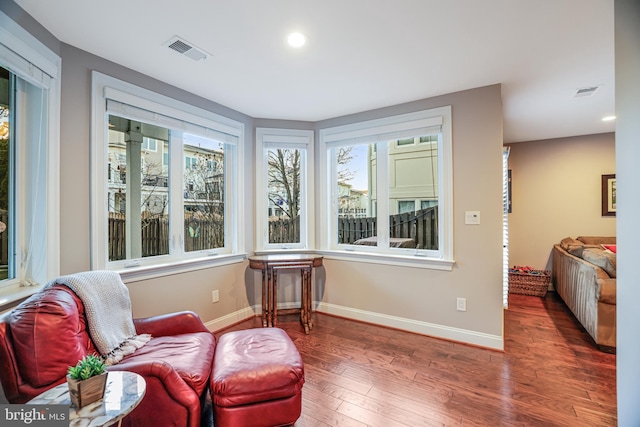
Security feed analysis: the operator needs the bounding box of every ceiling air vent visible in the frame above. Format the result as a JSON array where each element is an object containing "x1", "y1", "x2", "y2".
[
  {"x1": 574, "y1": 86, "x2": 599, "y2": 97},
  {"x1": 165, "y1": 36, "x2": 209, "y2": 61}
]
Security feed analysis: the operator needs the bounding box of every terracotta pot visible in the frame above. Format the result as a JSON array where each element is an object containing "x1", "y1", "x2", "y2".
[{"x1": 67, "y1": 372, "x2": 107, "y2": 408}]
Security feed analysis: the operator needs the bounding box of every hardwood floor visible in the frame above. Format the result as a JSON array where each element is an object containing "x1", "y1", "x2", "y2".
[{"x1": 215, "y1": 292, "x2": 616, "y2": 426}]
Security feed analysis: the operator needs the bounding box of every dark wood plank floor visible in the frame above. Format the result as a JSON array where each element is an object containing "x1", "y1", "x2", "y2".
[{"x1": 215, "y1": 292, "x2": 616, "y2": 426}]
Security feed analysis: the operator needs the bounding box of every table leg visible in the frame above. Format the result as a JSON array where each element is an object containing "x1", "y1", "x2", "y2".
[
  {"x1": 272, "y1": 268, "x2": 278, "y2": 327},
  {"x1": 261, "y1": 269, "x2": 268, "y2": 327},
  {"x1": 306, "y1": 268, "x2": 313, "y2": 330},
  {"x1": 300, "y1": 269, "x2": 307, "y2": 331}
]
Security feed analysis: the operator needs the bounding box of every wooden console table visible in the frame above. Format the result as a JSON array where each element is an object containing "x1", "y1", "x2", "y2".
[{"x1": 248, "y1": 254, "x2": 323, "y2": 334}]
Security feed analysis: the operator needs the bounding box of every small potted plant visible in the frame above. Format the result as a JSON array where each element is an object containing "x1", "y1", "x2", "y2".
[{"x1": 67, "y1": 354, "x2": 107, "y2": 408}]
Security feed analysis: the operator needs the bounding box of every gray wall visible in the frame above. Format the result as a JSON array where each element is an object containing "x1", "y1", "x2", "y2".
[
  {"x1": 507, "y1": 133, "x2": 616, "y2": 271},
  {"x1": 615, "y1": 0, "x2": 640, "y2": 424}
]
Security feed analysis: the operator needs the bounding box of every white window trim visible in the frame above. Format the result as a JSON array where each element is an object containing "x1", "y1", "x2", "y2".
[
  {"x1": 91, "y1": 72, "x2": 245, "y2": 276},
  {"x1": 318, "y1": 107, "x2": 454, "y2": 270},
  {"x1": 255, "y1": 128, "x2": 314, "y2": 251},
  {"x1": 0, "y1": 11, "x2": 61, "y2": 292}
]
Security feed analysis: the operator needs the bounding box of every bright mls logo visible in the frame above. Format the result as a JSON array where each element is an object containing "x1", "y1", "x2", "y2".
[{"x1": 1, "y1": 405, "x2": 67, "y2": 426}]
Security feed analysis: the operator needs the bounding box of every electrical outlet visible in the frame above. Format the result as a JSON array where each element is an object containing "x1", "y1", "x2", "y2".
[
  {"x1": 456, "y1": 297, "x2": 466, "y2": 312},
  {"x1": 212, "y1": 290, "x2": 219, "y2": 303}
]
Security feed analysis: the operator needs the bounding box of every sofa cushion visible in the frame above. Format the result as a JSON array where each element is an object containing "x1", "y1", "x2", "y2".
[
  {"x1": 560, "y1": 237, "x2": 585, "y2": 257},
  {"x1": 119, "y1": 332, "x2": 215, "y2": 396},
  {"x1": 8, "y1": 286, "x2": 94, "y2": 388},
  {"x1": 596, "y1": 278, "x2": 617, "y2": 304},
  {"x1": 577, "y1": 236, "x2": 616, "y2": 245},
  {"x1": 582, "y1": 248, "x2": 617, "y2": 278}
]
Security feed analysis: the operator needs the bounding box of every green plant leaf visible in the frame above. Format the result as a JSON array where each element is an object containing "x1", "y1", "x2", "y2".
[{"x1": 67, "y1": 354, "x2": 106, "y2": 380}]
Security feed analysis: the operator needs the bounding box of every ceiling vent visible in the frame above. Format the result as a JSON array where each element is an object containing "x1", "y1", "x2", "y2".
[
  {"x1": 574, "y1": 86, "x2": 599, "y2": 98},
  {"x1": 165, "y1": 36, "x2": 209, "y2": 61}
]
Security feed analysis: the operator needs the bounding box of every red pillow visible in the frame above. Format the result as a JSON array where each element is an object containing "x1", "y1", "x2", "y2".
[{"x1": 601, "y1": 244, "x2": 617, "y2": 253}]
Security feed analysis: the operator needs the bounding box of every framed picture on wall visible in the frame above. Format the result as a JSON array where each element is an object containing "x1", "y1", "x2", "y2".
[{"x1": 601, "y1": 174, "x2": 616, "y2": 217}]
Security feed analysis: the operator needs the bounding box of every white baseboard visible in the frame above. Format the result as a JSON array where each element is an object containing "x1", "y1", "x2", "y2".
[
  {"x1": 204, "y1": 306, "x2": 257, "y2": 332},
  {"x1": 204, "y1": 302, "x2": 503, "y2": 351},
  {"x1": 204, "y1": 301, "x2": 309, "y2": 332},
  {"x1": 315, "y1": 302, "x2": 504, "y2": 350}
]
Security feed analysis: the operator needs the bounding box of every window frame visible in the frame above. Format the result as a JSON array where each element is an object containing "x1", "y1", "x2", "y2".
[
  {"x1": 255, "y1": 128, "x2": 314, "y2": 252},
  {"x1": 91, "y1": 72, "x2": 245, "y2": 280},
  {"x1": 0, "y1": 11, "x2": 61, "y2": 290},
  {"x1": 318, "y1": 107, "x2": 454, "y2": 270}
]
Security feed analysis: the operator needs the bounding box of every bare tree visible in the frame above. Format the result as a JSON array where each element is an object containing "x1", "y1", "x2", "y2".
[
  {"x1": 336, "y1": 146, "x2": 355, "y2": 183},
  {"x1": 268, "y1": 149, "x2": 300, "y2": 219},
  {"x1": 182, "y1": 151, "x2": 225, "y2": 250},
  {"x1": 266, "y1": 146, "x2": 356, "y2": 222}
]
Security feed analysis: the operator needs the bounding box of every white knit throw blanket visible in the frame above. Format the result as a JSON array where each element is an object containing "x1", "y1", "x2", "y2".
[{"x1": 44, "y1": 271, "x2": 151, "y2": 365}]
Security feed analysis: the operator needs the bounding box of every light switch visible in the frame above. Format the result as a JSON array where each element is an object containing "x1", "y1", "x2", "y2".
[{"x1": 465, "y1": 211, "x2": 480, "y2": 225}]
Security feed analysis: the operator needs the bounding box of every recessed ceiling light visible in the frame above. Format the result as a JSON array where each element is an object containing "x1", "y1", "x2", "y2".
[
  {"x1": 287, "y1": 32, "x2": 307, "y2": 48},
  {"x1": 602, "y1": 116, "x2": 616, "y2": 122}
]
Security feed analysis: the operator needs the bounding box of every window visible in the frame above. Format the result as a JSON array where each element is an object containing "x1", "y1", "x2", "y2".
[
  {"x1": 92, "y1": 72, "x2": 244, "y2": 273},
  {"x1": 142, "y1": 137, "x2": 157, "y2": 151},
  {"x1": 255, "y1": 128, "x2": 314, "y2": 250},
  {"x1": 0, "y1": 11, "x2": 61, "y2": 288},
  {"x1": 319, "y1": 107, "x2": 453, "y2": 269},
  {"x1": 185, "y1": 156, "x2": 197, "y2": 170},
  {"x1": 0, "y1": 66, "x2": 12, "y2": 282},
  {"x1": 398, "y1": 201, "x2": 416, "y2": 214}
]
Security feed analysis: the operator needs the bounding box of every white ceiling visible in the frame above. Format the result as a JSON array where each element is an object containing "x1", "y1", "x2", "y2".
[{"x1": 15, "y1": 0, "x2": 615, "y2": 143}]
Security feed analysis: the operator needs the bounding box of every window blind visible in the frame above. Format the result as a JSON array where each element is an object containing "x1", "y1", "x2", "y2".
[
  {"x1": 0, "y1": 11, "x2": 58, "y2": 88},
  {"x1": 105, "y1": 97, "x2": 239, "y2": 145},
  {"x1": 503, "y1": 146, "x2": 511, "y2": 308},
  {"x1": 323, "y1": 116, "x2": 443, "y2": 148}
]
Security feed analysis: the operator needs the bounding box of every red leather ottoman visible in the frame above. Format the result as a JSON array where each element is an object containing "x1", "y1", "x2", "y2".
[{"x1": 212, "y1": 328, "x2": 304, "y2": 427}]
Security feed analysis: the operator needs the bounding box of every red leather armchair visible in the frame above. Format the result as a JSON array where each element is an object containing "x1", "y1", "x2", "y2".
[{"x1": 0, "y1": 284, "x2": 215, "y2": 427}]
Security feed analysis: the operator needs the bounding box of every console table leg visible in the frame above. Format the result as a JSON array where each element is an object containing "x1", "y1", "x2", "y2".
[
  {"x1": 299, "y1": 269, "x2": 306, "y2": 330},
  {"x1": 272, "y1": 269, "x2": 278, "y2": 327},
  {"x1": 261, "y1": 269, "x2": 268, "y2": 327},
  {"x1": 306, "y1": 269, "x2": 313, "y2": 330}
]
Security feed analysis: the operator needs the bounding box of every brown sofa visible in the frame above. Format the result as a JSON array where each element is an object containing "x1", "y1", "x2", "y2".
[{"x1": 552, "y1": 236, "x2": 616, "y2": 352}]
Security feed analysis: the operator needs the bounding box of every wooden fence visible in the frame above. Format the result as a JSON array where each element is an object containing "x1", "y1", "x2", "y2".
[
  {"x1": 108, "y1": 212, "x2": 224, "y2": 261},
  {"x1": 266, "y1": 207, "x2": 438, "y2": 249},
  {"x1": 268, "y1": 216, "x2": 300, "y2": 244},
  {"x1": 338, "y1": 207, "x2": 438, "y2": 249},
  {"x1": 108, "y1": 206, "x2": 438, "y2": 260}
]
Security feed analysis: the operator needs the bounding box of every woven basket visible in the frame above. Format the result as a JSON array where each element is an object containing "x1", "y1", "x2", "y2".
[{"x1": 508, "y1": 270, "x2": 551, "y2": 297}]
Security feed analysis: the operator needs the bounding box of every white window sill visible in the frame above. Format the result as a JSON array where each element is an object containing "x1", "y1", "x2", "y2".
[
  {"x1": 116, "y1": 253, "x2": 248, "y2": 284},
  {"x1": 315, "y1": 249, "x2": 455, "y2": 271},
  {"x1": 0, "y1": 254, "x2": 248, "y2": 311},
  {"x1": 254, "y1": 248, "x2": 319, "y2": 256}
]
